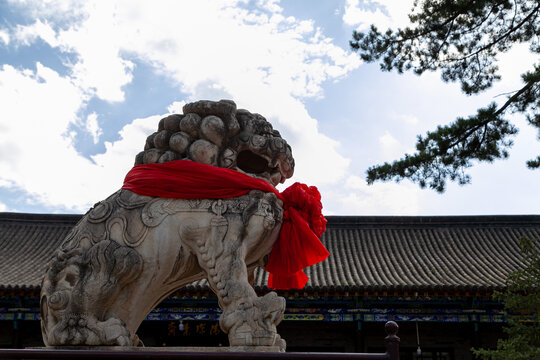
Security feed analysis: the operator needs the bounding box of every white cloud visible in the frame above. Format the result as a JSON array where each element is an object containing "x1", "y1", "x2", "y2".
[
  {"x1": 13, "y1": 19, "x2": 59, "y2": 47},
  {"x1": 379, "y1": 131, "x2": 398, "y2": 147},
  {"x1": 492, "y1": 43, "x2": 538, "y2": 98},
  {"x1": 0, "y1": 63, "x2": 92, "y2": 210},
  {"x1": 336, "y1": 175, "x2": 421, "y2": 215},
  {"x1": 1, "y1": 0, "x2": 361, "y2": 211},
  {"x1": 1, "y1": 0, "x2": 536, "y2": 217},
  {"x1": 398, "y1": 114, "x2": 419, "y2": 126},
  {"x1": 343, "y1": 0, "x2": 415, "y2": 31},
  {"x1": 0, "y1": 60, "x2": 165, "y2": 211},
  {"x1": 0, "y1": 202, "x2": 7, "y2": 212},
  {"x1": 378, "y1": 130, "x2": 404, "y2": 159},
  {"x1": 85, "y1": 112, "x2": 102, "y2": 144},
  {"x1": 167, "y1": 101, "x2": 186, "y2": 114},
  {"x1": 0, "y1": 179, "x2": 15, "y2": 187},
  {"x1": 14, "y1": 14, "x2": 134, "y2": 102},
  {"x1": 92, "y1": 115, "x2": 159, "y2": 177},
  {"x1": 0, "y1": 29, "x2": 9, "y2": 45},
  {"x1": 258, "y1": 0, "x2": 282, "y2": 13}
]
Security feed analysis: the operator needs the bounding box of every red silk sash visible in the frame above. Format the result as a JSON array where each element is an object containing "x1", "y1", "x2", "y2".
[{"x1": 122, "y1": 160, "x2": 329, "y2": 289}]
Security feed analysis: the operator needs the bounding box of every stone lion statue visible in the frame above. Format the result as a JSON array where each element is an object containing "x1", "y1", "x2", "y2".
[{"x1": 40, "y1": 100, "x2": 298, "y2": 351}]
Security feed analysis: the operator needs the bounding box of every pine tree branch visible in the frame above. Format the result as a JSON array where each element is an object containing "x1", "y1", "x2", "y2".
[
  {"x1": 431, "y1": 79, "x2": 534, "y2": 152},
  {"x1": 495, "y1": 77, "x2": 536, "y2": 115},
  {"x1": 364, "y1": 79, "x2": 538, "y2": 191},
  {"x1": 446, "y1": 2, "x2": 540, "y2": 63},
  {"x1": 355, "y1": 1, "x2": 540, "y2": 191}
]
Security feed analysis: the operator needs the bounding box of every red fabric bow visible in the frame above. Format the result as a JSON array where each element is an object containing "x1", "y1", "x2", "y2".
[{"x1": 122, "y1": 160, "x2": 329, "y2": 289}]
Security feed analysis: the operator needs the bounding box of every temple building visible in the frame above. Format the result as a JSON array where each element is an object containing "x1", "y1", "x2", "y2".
[{"x1": 1, "y1": 212, "x2": 538, "y2": 360}]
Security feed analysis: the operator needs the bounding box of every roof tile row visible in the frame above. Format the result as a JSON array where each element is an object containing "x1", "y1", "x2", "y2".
[{"x1": 1, "y1": 213, "x2": 538, "y2": 293}]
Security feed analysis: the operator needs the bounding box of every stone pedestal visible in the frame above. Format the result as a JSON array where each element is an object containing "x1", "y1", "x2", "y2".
[{"x1": 42, "y1": 346, "x2": 282, "y2": 352}]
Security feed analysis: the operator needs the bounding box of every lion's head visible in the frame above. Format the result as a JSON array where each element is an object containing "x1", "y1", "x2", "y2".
[{"x1": 135, "y1": 99, "x2": 294, "y2": 186}]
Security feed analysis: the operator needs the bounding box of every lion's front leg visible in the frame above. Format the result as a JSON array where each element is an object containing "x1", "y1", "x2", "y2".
[{"x1": 191, "y1": 197, "x2": 286, "y2": 351}]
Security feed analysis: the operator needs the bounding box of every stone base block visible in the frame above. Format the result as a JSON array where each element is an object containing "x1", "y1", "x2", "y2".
[{"x1": 37, "y1": 346, "x2": 282, "y2": 353}]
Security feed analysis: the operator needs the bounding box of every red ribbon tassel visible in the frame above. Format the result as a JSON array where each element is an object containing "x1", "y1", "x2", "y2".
[{"x1": 122, "y1": 160, "x2": 329, "y2": 289}]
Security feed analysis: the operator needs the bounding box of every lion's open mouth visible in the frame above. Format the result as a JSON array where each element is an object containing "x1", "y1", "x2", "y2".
[
  {"x1": 236, "y1": 150, "x2": 287, "y2": 187},
  {"x1": 237, "y1": 150, "x2": 268, "y2": 174}
]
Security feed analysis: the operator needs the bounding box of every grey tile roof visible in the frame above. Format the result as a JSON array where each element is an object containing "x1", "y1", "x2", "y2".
[
  {"x1": 300, "y1": 216, "x2": 540, "y2": 293},
  {"x1": 0, "y1": 213, "x2": 80, "y2": 290},
  {"x1": 1, "y1": 213, "x2": 538, "y2": 293}
]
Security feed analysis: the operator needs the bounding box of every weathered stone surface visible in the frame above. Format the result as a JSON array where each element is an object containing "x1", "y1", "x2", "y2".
[
  {"x1": 169, "y1": 132, "x2": 191, "y2": 155},
  {"x1": 135, "y1": 99, "x2": 294, "y2": 187},
  {"x1": 144, "y1": 132, "x2": 157, "y2": 150},
  {"x1": 163, "y1": 114, "x2": 182, "y2": 132},
  {"x1": 200, "y1": 115, "x2": 226, "y2": 147},
  {"x1": 189, "y1": 139, "x2": 219, "y2": 166},
  {"x1": 158, "y1": 150, "x2": 180, "y2": 163},
  {"x1": 41, "y1": 190, "x2": 285, "y2": 349},
  {"x1": 153, "y1": 130, "x2": 173, "y2": 150},
  {"x1": 183, "y1": 99, "x2": 240, "y2": 137},
  {"x1": 41, "y1": 100, "x2": 295, "y2": 352},
  {"x1": 179, "y1": 113, "x2": 201, "y2": 138},
  {"x1": 134, "y1": 151, "x2": 144, "y2": 165},
  {"x1": 142, "y1": 148, "x2": 162, "y2": 164},
  {"x1": 41, "y1": 346, "x2": 283, "y2": 352}
]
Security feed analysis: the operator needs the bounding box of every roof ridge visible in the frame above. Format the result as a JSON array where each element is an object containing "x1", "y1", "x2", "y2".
[
  {"x1": 0, "y1": 212, "x2": 82, "y2": 224},
  {"x1": 325, "y1": 215, "x2": 540, "y2": 227}
]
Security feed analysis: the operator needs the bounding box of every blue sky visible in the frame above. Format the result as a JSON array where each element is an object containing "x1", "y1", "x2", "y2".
[{"x1": 0, "y1": 0, "x2": 538, "y2": 215}]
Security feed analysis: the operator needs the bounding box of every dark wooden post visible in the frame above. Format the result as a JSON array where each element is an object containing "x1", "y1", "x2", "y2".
[
  {"x1": 384, "y1": 321, "x2": 399, "y2": 360},
  {"x1": 355, "y1": 320, "x2": 365, "y2": 352}
]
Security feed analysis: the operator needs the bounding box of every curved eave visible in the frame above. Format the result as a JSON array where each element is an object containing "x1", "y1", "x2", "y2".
[{"x1": 1, "y1": 213, "x2": 537, "y2": 296}]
